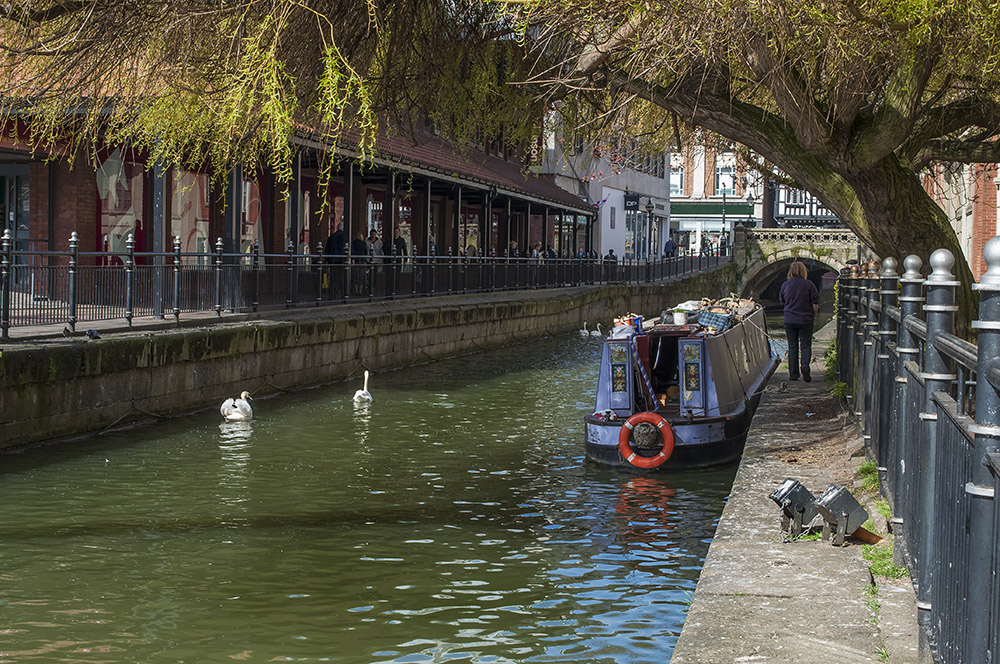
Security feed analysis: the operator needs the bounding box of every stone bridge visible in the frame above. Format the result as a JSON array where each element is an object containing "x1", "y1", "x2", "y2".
[{"x1": 734, "y1": 227, "x2": 862, "y2": 300}]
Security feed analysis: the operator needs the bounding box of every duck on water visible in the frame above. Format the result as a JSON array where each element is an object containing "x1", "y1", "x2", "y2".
[{"x1": 584, "y1": 299, "x2": 779, "y2": 472}]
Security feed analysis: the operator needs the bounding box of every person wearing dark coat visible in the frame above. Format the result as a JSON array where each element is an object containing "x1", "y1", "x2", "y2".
[
  {"x1": 323, "y1": 221, "x2": 346, "y2": 296},
  {"x1": 351, "y1": 232, "x2": 368, "y2": 295},
  {"x1": 324, "y1": 221, "x2": 345, "y2": 263},
  {"x1": 779, "y1": 260, "x2": 820, "y2": 382},
  {"x1": 392, "y1": 228, "x2": 408, "y2": 257}
]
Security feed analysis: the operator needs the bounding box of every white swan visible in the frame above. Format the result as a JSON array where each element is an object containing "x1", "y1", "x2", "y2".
[
  {"x1": 590, "y1": 323, "x2": 603, "y2": 338},
  {"x1": 220, "y1": 391, "x2": 253, "y2": 421},
  {"x1": 579, "y1": 322, "x2": 589, "y2": 336},
  {"x1": 353, "y1": 370, "x2": 373, "y2": 403}
]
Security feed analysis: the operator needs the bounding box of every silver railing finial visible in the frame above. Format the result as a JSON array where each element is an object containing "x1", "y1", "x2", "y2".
[
  {"x1": 927, "y1": 248, "x2": 955, "y2": 282},
  {"x1": 980, "y1": 236, "x2": 1000, "y2": 287},
  {"x1": 902, "y1": 254, "x2": 923, "y2": 280},
  {"x1": 880, "y1": 257, "x2": 898, "y2": 278}
]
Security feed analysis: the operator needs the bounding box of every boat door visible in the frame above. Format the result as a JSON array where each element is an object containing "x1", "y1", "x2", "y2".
[
  {"x1": 0, "y1": 165, "x2": 31, "y2": 285},
  {"x1": 679, "y1": 338, "x2": 707, "y2": 415}
]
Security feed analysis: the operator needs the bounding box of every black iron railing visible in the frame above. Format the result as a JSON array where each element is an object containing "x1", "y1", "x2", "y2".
[
  {"x1": 838, "y1": 247, "x2": 1000, "y2": 664},
  {"x1": 0, "y1": 230, "x2": 730, "y2": 338}
]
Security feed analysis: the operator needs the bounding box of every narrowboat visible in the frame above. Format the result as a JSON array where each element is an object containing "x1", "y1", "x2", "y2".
[{"x1": 584, "y1": 299, "x2": 780, "y2": 471}]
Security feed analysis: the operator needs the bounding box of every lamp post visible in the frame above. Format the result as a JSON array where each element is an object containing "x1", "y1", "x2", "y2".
[
  {"x1": 746, "y1": 191, "x2": 756, "y2": 228},
  {"x1": 645, "y1": 198, "x2": 655, "y2": 260}
]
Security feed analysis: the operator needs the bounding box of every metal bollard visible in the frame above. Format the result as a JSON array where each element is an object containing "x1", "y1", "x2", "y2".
[
  {"x1": 172, "y1": 236, "x2": 182, "y2": 324},
  {"x1": 875, "y1": 258, "x2": 899, "y2": 497},
  {"x1": 69, "y1": 232, "x2": 79, "y2": 333},
  {"x1": 214, "y1": 237, "x2": 224, "y2": 317},
  {"x1": 894, "y1": 254, "x2": 924, "y2": 570},
  {"x1": 916, "y1": 249, "x2": 958, "y2": 638},
  {"x1": 1, "y1": 230, "x2": 11, "y2": 340},
  {"x1": 967, "y1": 237, "x2": 1000, "y2": 664},
  {"x1": 125, "y1": 233, "x2": 135, "y2": 327}
]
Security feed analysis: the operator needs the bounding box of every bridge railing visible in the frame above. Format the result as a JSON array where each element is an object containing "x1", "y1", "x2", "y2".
[
  {"x1": 0, "y1": 230, "x2": 731, "y2": 339},
  {"x1": 745, "y1": 227, "x2": 860, "y2": 245},
  {"x1": 838, "y1": 246, "x2": 1000, "y2": 664}
]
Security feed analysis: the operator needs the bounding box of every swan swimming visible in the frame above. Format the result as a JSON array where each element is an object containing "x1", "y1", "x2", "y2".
[
  {"x1": 353, "y1": 370, "x2": 373, "y2": 403},
  {"x1": 579, "y1": 322, "x2": 589, "y2": 336},
  {"x1": 590, "y1": 323, "x2": 603, "y2": 338},
  {"x1": 220, "y1": 391, "x2": 253, "y2": 421}
]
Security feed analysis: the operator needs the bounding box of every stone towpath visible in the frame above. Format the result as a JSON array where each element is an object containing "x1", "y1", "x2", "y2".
[{"x1": 670, "y1": 322, "x2": 919, "y2": 663}]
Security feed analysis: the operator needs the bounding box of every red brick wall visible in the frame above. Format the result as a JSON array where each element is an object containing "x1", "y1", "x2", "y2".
[
  {"x1": 29, "y1": 158, "x2": 97, "y2": 255},
  {"x1": 970, "y1": 163, "x2": 998, "y2": 279}
]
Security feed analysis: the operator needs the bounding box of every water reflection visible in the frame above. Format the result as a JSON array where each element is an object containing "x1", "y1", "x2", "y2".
[
  {"x1": 217, "y1": 421, "x2": 252, "y2": 510},
  {"x1": 0, "y1": 335, "x2": 735, "y2": 663}
]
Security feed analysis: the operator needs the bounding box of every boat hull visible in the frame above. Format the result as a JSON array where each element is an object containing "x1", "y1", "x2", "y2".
[{"x1": 584, "y1": 353, "x2": 778, "y2": 472}]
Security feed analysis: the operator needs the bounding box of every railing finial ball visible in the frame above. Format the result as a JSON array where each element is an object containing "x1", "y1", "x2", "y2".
[
  {"x1": 928, "y1": 248, "x2": 955, "y2": 282},
  {"x1": 880, "y1": 257, "x2": 898, "y2": 278},
  {"x1": 902, "y1": 254, "x2": 923, "y2": 280},
  {"x1": 980, "y1": 236, "x2": 1000, "y2": 286},
  {"x1": 866, "y1": 260, "x2": 880, "y2": 277}
]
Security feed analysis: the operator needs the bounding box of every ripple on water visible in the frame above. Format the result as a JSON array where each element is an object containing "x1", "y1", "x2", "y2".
[{"x1": 0, "y1": 334, "x2": 734, "y2": 663}]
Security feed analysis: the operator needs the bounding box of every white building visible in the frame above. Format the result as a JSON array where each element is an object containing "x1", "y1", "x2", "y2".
[{"x1": 536, "y1": 115, "x2": 671, "y2": 258}]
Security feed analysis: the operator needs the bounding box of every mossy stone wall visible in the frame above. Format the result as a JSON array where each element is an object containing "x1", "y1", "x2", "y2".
[{"x1": 0, "y1": 267, "x2": 736, "y2": 449}]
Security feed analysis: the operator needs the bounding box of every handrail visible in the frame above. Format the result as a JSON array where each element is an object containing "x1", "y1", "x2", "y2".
[{"x1": 931, "y1": 332, "x2": 978, "y2": 372}]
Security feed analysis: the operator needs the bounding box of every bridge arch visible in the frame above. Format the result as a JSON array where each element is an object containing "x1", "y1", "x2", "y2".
[
  {"x1": 740, "y1": 255, "x2": 841, "y2": 302},
  {"x1": 737, "y1": 229, "x2": 857, "y2": 300}
]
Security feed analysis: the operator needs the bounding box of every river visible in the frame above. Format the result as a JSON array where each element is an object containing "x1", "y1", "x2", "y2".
[{"x1": 0, "y1": 334, "x2": 736, "y2": 663}]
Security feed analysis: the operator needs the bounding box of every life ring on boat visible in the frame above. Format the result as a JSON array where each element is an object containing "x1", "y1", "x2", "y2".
[{"x1": 618, "y1": 412, "x2": 675, "y2": 469}]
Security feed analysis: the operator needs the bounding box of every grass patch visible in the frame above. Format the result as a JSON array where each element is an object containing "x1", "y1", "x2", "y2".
[
  {"x1": 824, "y1": 341, "x2": 838, "y2": 382},
  {"x1": 873, "y1": 497, "x2": 892, "y2": 522},
  {"x1": 858, "y1": 460, "x2": 879, "y2": 495},
  {"x1": 863, "y1": 544, "x2": 909, "y2": 579},
  {"x1": 831, "y1": 381, "x2": 850, "y2": 398}
]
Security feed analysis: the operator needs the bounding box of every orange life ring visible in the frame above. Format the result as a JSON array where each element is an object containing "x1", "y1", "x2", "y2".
[{"x1": 618, "y1": 412, "x2": 675, "y2": 469}]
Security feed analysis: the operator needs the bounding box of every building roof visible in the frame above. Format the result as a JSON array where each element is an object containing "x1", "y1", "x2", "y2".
[{"x1": 295, "y1": 124, "x2": 593, "y2": 215}]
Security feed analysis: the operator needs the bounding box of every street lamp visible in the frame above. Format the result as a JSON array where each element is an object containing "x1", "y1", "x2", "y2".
[
  {"x1": 745, "y1": 191, "x2": 756, "y2": 228},
  {"x1": 645, "y1": 198, "x2": 655, "y2": 260}
]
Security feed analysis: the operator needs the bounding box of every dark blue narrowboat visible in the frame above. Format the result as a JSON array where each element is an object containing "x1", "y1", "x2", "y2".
[{"x1": 584, "y1": 302, "x2": 779, "y2": 471}]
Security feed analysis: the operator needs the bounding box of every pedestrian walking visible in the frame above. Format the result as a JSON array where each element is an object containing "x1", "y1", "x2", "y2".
[{"x1": 779, "y1": 260, "x2": 819, "y2": 381}]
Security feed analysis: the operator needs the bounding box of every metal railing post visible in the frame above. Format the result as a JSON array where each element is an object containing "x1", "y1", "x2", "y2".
[
  {"x1": 68, "y1": 232, "x2": 79, "y2": 333},
  {"x1": 315, "y1": 241, "x2": 323, "y2": 306},
  {"x1": 876, "y1": 258, "x2": 899, "y2": 499},
  {"x1": 214, "y1": 237, "x2": 224, "y2": 317},
  {"x1": 252, "y1": 240, "x2": 260, "y2": 312},
  {"x1": 1, "y1": 230, "x2": 11, "y2": 340},
  {"x1": 894, "y1": 254, "x2": 924, "y2": 569},
  {"x1": 125, "y1": 233, "x2": 135, "y2": 327},
  {"x1": 172, "y1": 236, "x2": 181, "y2": 324},
  {"x1": 862, "y1": 260, "x2": 880, "y2": 453},
  {"x1": 968, "y1": 237, "x2": 1000, "y2": 664},
  {"x1": 286, "y1": 239, "x2": 295, "y2": 308},
  {"x1": 916, "y1": 249, "x2": 958, "y2": 649}
]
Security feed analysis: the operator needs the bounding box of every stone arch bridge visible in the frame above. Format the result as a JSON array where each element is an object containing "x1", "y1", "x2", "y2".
[{"x1": 734, "y1": 227, "x2": 863, "y2": 302}]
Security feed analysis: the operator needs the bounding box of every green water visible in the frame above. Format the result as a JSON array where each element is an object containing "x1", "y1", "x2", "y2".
[{"x1": 0, "y1": 336, "x2": 736, "y2": 663}]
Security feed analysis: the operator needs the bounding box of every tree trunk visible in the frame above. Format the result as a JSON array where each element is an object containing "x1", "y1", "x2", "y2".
[{"x1": 842, "y1": 158, "x2": 976, "y2": 337}]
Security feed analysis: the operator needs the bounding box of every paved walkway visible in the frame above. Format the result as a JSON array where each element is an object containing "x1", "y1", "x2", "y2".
[{"x1": 671, "y1": 323, "x2": 920, "y2": 663}]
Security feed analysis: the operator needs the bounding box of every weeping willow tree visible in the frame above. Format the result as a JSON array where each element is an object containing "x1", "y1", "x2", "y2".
[
  {"x1": 4, "y1": 0, "x2": 1000, "y2": 325},
  {"x1": 509, "y1": 0, "x2": 1000, "y2": 328},
  {"x1": 0, "y1": 0, "x2": 542, "y2": 184}
]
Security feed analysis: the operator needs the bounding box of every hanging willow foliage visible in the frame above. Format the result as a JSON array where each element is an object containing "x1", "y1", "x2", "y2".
[{"x1": 0, "y1": 0, "x2": 545, "y2": 185}]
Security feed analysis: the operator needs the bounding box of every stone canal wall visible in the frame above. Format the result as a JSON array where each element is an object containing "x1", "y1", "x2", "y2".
[{"x1": 0, "y1": 266, "x2": 736, "y2": 449}]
